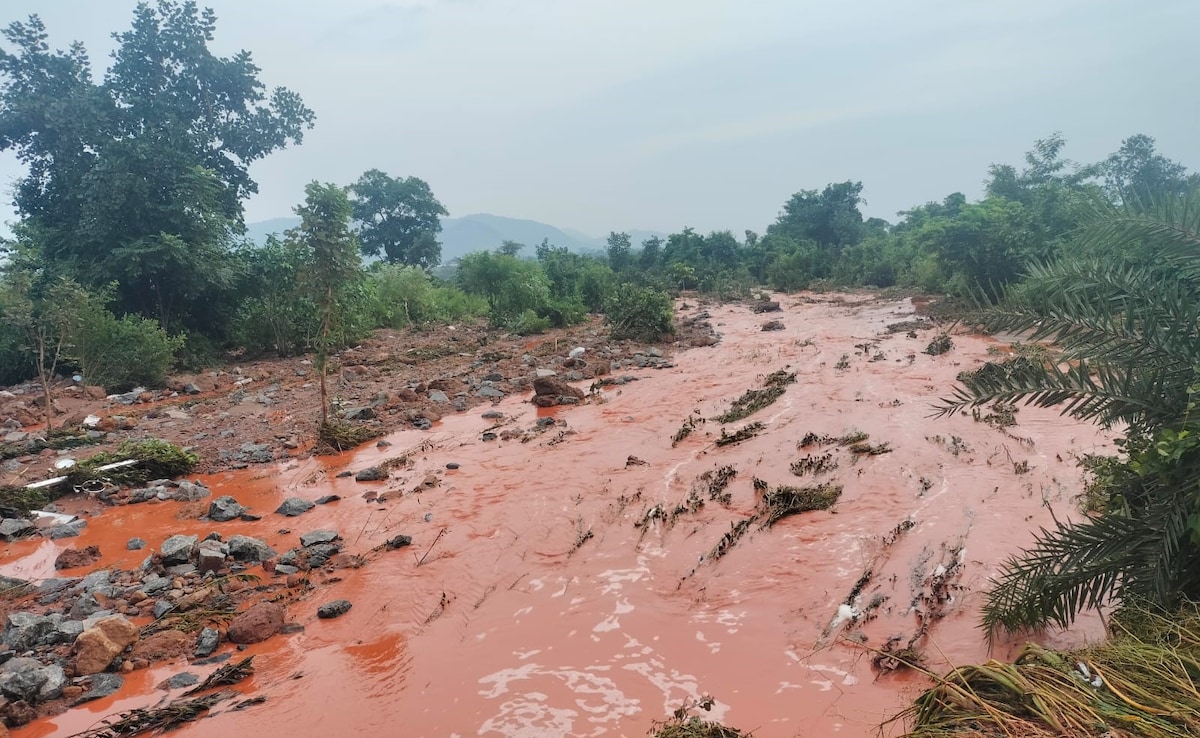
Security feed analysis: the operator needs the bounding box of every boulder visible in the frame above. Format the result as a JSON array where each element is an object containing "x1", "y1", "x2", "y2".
[
  {"x1": 47, "y1": 521, "x2": 86, "y2": 539},
  {"x1": 354, "y1": 467, "x2": 387, "y2": 482},
  {"x1": 226, "y1": 602, "x2": 285, "y2": 644},
  {"x1": 73, "y1": 616, "x2": 139, "y2": 675},
  {"x1": 75, "y1": 673, "x2": 124, "y2": 704},
  {"x1": 531, "y1": 377, "x2": 585, "y2": 400},
  {"x1": 169, "y1": 480, "x2": 210, "y2": 501},
  {"x1": 196, "y1": 540, "x2": 227, "y2": 574},
  {"x1": 227, "y1": 535, "x2": 276, "y2": 563},
  {"x1": 275, "y1": 497, "x2": 315, "y2": 517},
  {"x1": 0, "y1": 518, "x2": 33, "y2": 541},
  {"x1": 194, "y1": 627, "x2": 220, "y2": 658},
  {"x1": 159, "y1": 535, "x2": 197, "y2": 566},
  {"x1": 207, "y1": 495, "x2": 246, "y2": 522},
  {"x1": 54, "y1": 545, "x2": 101, "y2": 570},
  {"x1": 317, "y1": 600, "x2": 352, "y2": 619},
  {"x1": 0, "y1": 657, "x2": 66, "y2": 703},
  {"x1": 2, "y1": 612, "x2": 58, "y2": 651},
  {"x1": 126, "y1": 537, "x2": 147, "y2": 551}
]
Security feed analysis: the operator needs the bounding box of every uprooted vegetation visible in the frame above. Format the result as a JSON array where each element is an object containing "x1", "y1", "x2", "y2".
[
  {"x1": 790, "y1": 451, "x2": 838, "y2": 476},
  {"x1": 757, "y1": 481, "x2": 842, "y2": 528},
  {"x1": 712, "y1": 370, "x2": 796, "y2": 423},
  {"x1": 715, "y1": 422, "x2": 765, "y2": 447},
  {"x1": 799, "y1": 429, "x2": 871, "y2": 448},
  {"x1": 923, "y1": 334, "x2": 953, "y2": 356},
  {"x1": 672, "y1": 411, "x2": 706, "y2": 446},
  {"x1": 889, "y1": 605, "x2": 1200, "y2": 738},
  {"x1": 648, "y1": 697, "x2": 749, "y2": 737}
]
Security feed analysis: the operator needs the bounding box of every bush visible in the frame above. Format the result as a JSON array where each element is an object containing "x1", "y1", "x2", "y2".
[
  {"x1": 74, "y1": 312, "x2": 184, "y2": 391},
  {"x1": 75, "y1": 438, "x2": 198, "y2": 484},
  {"x1": 605, "y1": 283, "x2": 675, "y2": 341},
  {"x1": 368, "y1": 265, "x2": 486, "y2": 328},
  {"x1": 510, "y1": 309, "x2": 551, "y2": 335}
]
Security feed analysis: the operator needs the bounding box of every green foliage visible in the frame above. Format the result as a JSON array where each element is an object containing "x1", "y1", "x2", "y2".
[
  {"x1": 349, "y1": 169, "x2": 447, "y2": 267},
  {"x1": 509, "y1": 309, "x2": 551, "y2": 336},
  {"x1": 605, "y1": 284, "x2": 674, "y2": 342},
  {"x1": 77, "y1": 439, "x2": 198, "y2": 484},
  {"x1": 939, "y1": 189, "x2": 1200, "y2": 636},
  {"x1": 367, "y1": 264, "x2": 486, "y2": 328},
  {"x1": 73, "y1": 308, "x2": 184, "y2": 392},
  {"x1": 0, "y1": 3, "x2": 313, "y2": 333}
]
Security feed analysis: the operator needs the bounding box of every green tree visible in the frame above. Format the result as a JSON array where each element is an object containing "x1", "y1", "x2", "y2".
[
  {"x1": 289, "y1": 182, "x2": 361, "y2": 427},
  {"x1": 1083, "y1": 134, "x2": 1198, "y2": 203},
  {"x1": 939, "y1": 190, "x2": 1200, "y2": 635},
  {"x1": 498, "y1": 240, "x2": 525, "y2": 257},
  {"x1": 349, "y1": 169, "x2": 447, "y2": 268},
  {"x1": 606, "y1": 232, "x2": 633, "y2": 272},
  {"x1": 0, "y1": 3, "x2": 314, "y2": 330}
]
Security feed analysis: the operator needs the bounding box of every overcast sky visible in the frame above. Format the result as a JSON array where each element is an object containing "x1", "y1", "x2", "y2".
[{"x1": 1, "y1": 0, "x2": 1197, "y2": 237}]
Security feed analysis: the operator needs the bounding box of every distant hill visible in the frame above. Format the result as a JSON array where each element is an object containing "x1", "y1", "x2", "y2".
[{"x1": 242, "y1": 213, "x2": 669, "y2": 263}]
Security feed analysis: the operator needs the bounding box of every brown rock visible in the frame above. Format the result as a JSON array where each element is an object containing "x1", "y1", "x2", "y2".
[
  {"x1": 417, "y1": 406, "x2": 442, "y2": 423},
  {"x1": 53, "y1": 544, "x2": 100, "y2": 573},
  {"x1": 532, "y1": 377, "x2": 584, "y2": 399},
  {"x1": 82, "y1": 385, "x2": 108, "y2": 399},
  {"x1": 427, "y1": 378, "x2": 463, "y2": 393},
  {"x1": 72, "y1": 617, "x2": 139, "y2": 676},
  {"x1": 174, "y1": 586, "x2": 213, "y2": 612},
  {"x1": 226, "y1": 602, "x2": 285, "y2": 644},
  {"x1": 4, "y1": 700, "x2": 36, "y2": 727},
  {"x1": 396, "y1": 388, "x2": 419, "y2": 402},
  {"x1": 61, "y1": 685, "x2": 84, "y2": 699},
  {"x1": 129, "y1": 630, "x2": 191, "y2": 663}
]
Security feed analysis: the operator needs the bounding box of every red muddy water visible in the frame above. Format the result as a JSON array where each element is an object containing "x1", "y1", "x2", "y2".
[{"x1": 3, "y1": 294, "x2": 1110, "y2": 737}]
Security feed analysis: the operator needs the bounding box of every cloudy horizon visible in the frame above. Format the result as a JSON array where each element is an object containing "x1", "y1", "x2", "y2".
[{"x1": 1, "y1": 0, "x2": 1196, "y2": 239}]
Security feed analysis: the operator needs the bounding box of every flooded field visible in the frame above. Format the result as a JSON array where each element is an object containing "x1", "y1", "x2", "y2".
[{"x1": 2, "y1": 294, "x2": 1110, "y2": 737}]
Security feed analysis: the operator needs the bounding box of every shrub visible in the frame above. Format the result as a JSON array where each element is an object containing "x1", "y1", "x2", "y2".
[
  {"x1": 605, "y1": 283, "x2": 675, "y2": 341},
  {"x1": 368, "y1": 265, "x2": 486, "y2": 328},
  {"x1": 510, "y1": 309, "x2": 551, "y2": 335},
  {"x1": 73, "y1": 311, "x2": 184, "y2": 391}
]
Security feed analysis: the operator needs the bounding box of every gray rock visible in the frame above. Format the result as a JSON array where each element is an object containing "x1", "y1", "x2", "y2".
[
  {"x1": 140, "y1": 575, "x2": 171, "y2": 594},
  {"x1": 300, "y1": 530, "x2": 340, "y2": 547},
  {"x1": 126, "y1": 537, "x2": 147, "y2": 551},
  {"x1": 56, "y1": 619, "x2": 84, "y2": 641},
  {"x1": 278, "y1": 548, "x2": 298, "y2": 566},
  {"x1": 36, "y1": 577, "x2": 79, "y2": 605},
  {"x1": 0, "y1": 518, "x2": 33, "y2": 541},
  {"x1": 69, "y1": 593, "x2": 104, "y2": 619},
  {"x1": 194, "y1": 627, "x2": 220, "y2": 658},
  {"x1": 412, "y1": 418, "x2": 433, "y2": 430},
  {"x1": 2, "y1": 613, "x2": 57, "y2": 651},
  {"x1": 47, "y1": 521, "x2": 86, "y2": 539},
  {"x1": 183, "y1": 383, "x2": 202, "y2": 395},
  {"x1": 275, "y1": 497, "x2": 315, "y2": 517},
  {"x1": 0, "y1": 575, "x2": 30, "y2": 597},
  {"x1": 160, "y1": 534, "x2": 198, "y2": 566},
  {"x1": 170, "y1": 480, "x2": 210, "y2": 501},
  {"x1": 316, "y1": 600, "x2": 352, "y2": 619},
  {"x1": 227, "y1": 535, "x2": 277, "y2": 563},
  {"x1": 274, "y1": 564, "x2": 300, "y2": 576},
  {"x1": 314, "y1": 495, "x2": 340, "y2": 505},
  {"x1": 196, "y1": 540, "x2": 226, "y2": 574},
  {"x1": 428, "y1": 390, "x2": 449, "y2": 403},
  {"x1": 534, "y1": 368, "x2": 557, "y2": 378},
  {"x1": 385, "y1": 534, "x2": 413, "y2": 550},
  {"x1": 128, "y1": 486, "x2": 161, "y2": 503},
  {"x1": 207, "y1": 495, "x2": 246, "y2": 522},
  {"x1": 481, "y1": 410, "x2": 504, "y2": 419},
  {"x1": 477, "y1": 386, "x2": 504, "y2": 398},
  {"x1": 152, "y1": 600, "x2": 174, "y2": 619},
  {"x1": 165, "y1": 563, "x2": 196, "y2": 577},
  {"x1": 341, "y1": 406, "x2": 376, "y2": 421},
  {"x1": 239, "y1": 442, "x2": 269, "y2": 455},
  {"x1": 164, "y1": 672, "x2": 199, "y2": 690},
  {"x1": 354, "y1": 467, "x2": 387, "y2": 482},
  {"x1": 76, "y1": 672, "x2": 124, "y2": 704},
  {"x1": 0, "y1": 657, "x2": 65, "y2": 703},
  {"x1": 482, "y1": 372, "x2": 504, "y2": 382},
  {"x1": 76, "y1": 570, "x2": 113, "y2": 596},
  {"x1": 648, "y1": 347, "x2": 663, "y2": 358}
]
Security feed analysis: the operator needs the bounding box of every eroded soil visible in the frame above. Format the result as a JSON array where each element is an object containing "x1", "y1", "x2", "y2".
[{"x1": 1, "y1": 293, "x2": 1111, "y2": 737}]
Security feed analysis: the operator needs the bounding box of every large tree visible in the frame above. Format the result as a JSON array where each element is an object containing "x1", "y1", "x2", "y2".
[
  {"x1": 348, "y1": 169, "x2": 447, "y2": 268},
  {"x1": 0, "y1": 2, "x2": 314, "y2": 331}
]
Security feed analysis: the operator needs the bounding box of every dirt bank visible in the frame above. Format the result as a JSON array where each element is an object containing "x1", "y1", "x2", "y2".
[{"x1": 2, "y1": 293, "x2": 1110, "y2": 737}]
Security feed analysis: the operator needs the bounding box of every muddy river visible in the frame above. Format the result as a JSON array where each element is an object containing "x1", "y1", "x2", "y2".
[{"x1": 2, "y1": 294, "x2": 1110, "y2": 737}]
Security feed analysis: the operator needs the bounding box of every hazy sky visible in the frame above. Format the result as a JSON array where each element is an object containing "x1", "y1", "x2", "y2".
[{"x1": 1, "y1": 0, "x2": 1197, "y2": 237}]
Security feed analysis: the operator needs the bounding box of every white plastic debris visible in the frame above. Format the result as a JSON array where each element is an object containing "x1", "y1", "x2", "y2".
[
  {"x1": 569, "y1": 347, "x2": 586, "y2": 359},
  {"x1": 83, "y1": 414, "x2": 101, "y2": 428},
  {"x1": 53, "y1": 458, "x2": 76, "y2": 470}
]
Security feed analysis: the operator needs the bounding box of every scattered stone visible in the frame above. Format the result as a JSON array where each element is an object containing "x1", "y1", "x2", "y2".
[
  {"x1": 0, "y1": 518, "x2": 33, "y2": 541},
  {"x1": 446, "y1": 462, "x2": 460, "y2": 470},
  {"x1": 317, "y1": 600, "x2": 352, "y2": 619},
  {"x1": 0, "y1": 657, "x2": 66, "y2": 703},
  {"x1": 158, "y1": 672, "x2": 199, "y2": 690},
  {"x1": 428, "y1": 390, "x2": 449, "y2": 403},
  {"x1": 335, "y1": 471, "x2": 353, "y2": 478},
  {"x1": 280, "y1": 622, "x2": 305, "y2": 635},
  {"x1": 126, "y1": 537, "x2": 147, "y2": 551},
  {"x1": 385, "y1": 534, "x2": 413, "y2": 550},
  {"x1": 74, "y1": 672, "x2": 123, "y2": 704},
  {"x1": 477, "y1": 386, "x2": 504, "y2": 398},
  {"x1": 354, "y1": 467, "x2": 388, "y2": 482},
  {"x1": 2, "y1": 613, "x2": 57, "y2": 652},
  {"x1": 152, "y1": 600, "x2": 174, "y2": 619},
  {"x1": 194, "y1": 627, "x2": 220, "y2": 658},
  {"x1": 751, "y1": 300, "x2": 781, "y2": 313},
  {"x1": 227, "y1": 535, "x2": 277, "y2": 563},
  {"x1": 275, "y1": 497, "x2": 315, "y2": 517},
  {"x1": 314, "y1": 494, "x2": 340, "y2": 505},
  {"x1": 300, "y1": 530, "x2": 340, "y2": 547},
  {"x1": 207, "y1": 495, "x2": 246, "y2": 522},
  {"x1": 341, "y1": 406, "x2": 376, "y2": 421},
  {"x1": 274, "y1": 564, "x2": 300, "y2": 576},
  {"x1": 534, "y1": 368, "x2": 557, "y2": 378},
  {"x1": 227, "y1": 602, "x2": 285, "y2": 644},
  {"x1": 239, "y1": 512, "x2": 262, "y2": 522},
  {"x1": 47, "y1": 521, "x2": 86, "y2": 539},
  {"x1": 160, "y1": 534, "x2": 198, "y2": 566},
  {"x1": 481, "y1": 410, "x2": 504, "y2": 419},
  {"x1": 54, "y1": 545, "x2": 101, "y2": 570},
  {"x1": 170, "y1": 480, "x2": 210, "y2": 501},
  {"x1": 761, "y1": 320, "x2": 785, "y2": 331},
  {"x1": 196, "y1": 540, "x2": 227, "y2": 574}
]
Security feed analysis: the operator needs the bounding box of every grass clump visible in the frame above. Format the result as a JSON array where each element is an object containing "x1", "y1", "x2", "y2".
[
  {"x1": 73, "y1": 439, "x2": 199, "y2": 485},
  {"x1": 672, "y1": 412, "x2": 705, "y2": 447},
  {"x1": 715, "y1": 422, "x2": 765, "y2": 447},
  {"x1": 923, "y1": 333, "x2": 953, "y2": 356},
  {"x1": 758, "y1": 483, "x2": 842, "y2": 528},
  {"x1": 712, "y1": 370, "x2": 796, "y2": 423},
  {"x1": 790, "y1": 451, "x2": 837, "y2": 476},
  {"x1": 649, "y1": 697, "x2": 749, "y2": 738},
  {"x1": 0, "y1": 484, "x2": 48, "y2": 517},
  {"x1": 887, "y1": 604, "x2": 1200, "y2": 738},
  {"x1": 317, "y1": 421, "x2": 383, "y2": 453}
]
